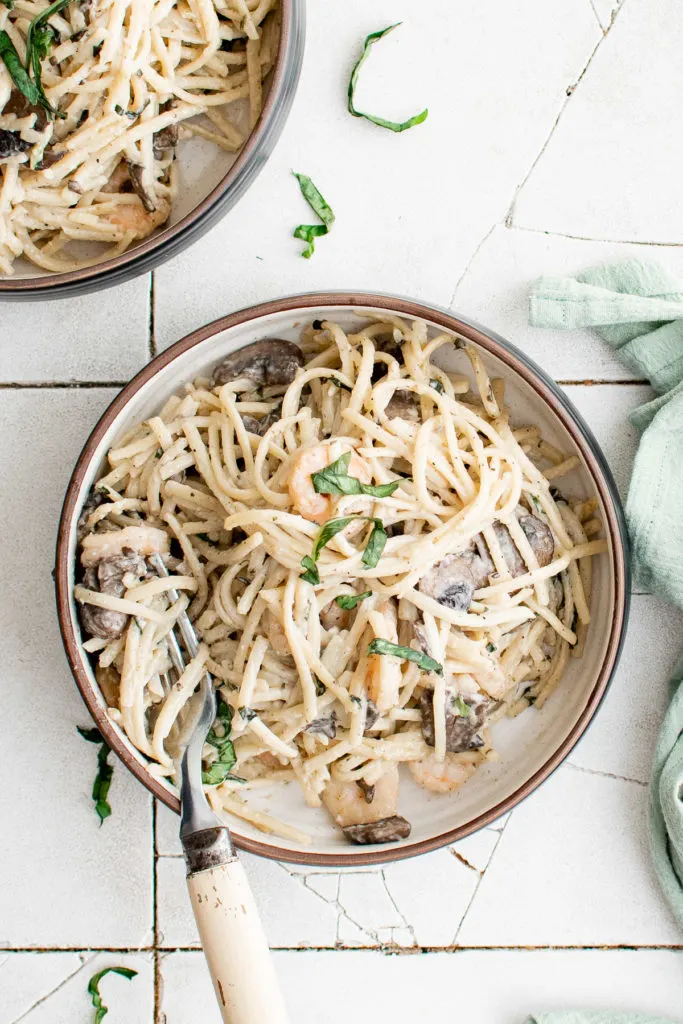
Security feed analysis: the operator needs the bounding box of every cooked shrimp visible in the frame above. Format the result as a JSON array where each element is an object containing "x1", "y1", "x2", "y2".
[
  {"x1": 107, "y1": 198, "x2": 170, "y2": 241},
  {"x1": 80, "y1": 525, "x2": 169, "y2": 567},
  {"x1": 287, "y1": 444, "x2": 372, "y2": 524},
  {"x1": 367, "y1": 601, "x2": 402, "y2": 712},
  {"x1": 409, "y1": 752, "x2": 480, "y2": 793},
  {"x1": 322, "y1": 764, "x2": 398, "y2": 827}
]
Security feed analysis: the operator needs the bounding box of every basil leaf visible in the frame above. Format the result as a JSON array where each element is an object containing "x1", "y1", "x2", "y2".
[
  {"x1": 361, "y1": 520, "x2": 387, "y2": 567},
  {"x1": 347, "y1": 23, "x2": 428, "y2": 133},
  {"x1": 300, "y1": 554, "x2": 320, "y2": 585},
  {"x1": 330, "y1": 376, "x2": 352, "y2": 392},
  {"x1": 452, "y1": 695, "x2": 471, "y2": 717},
  {"x1": 239, "y1": 706, "x2": 257, "y2": 722},
  {"x1": 311, "y1": 516, "x2": 356, "y2": 561},
  {"x1": 1, "y1": 1, "x2": 15, "y2": 9},
  {"x1": 202, "y1": 698, "x2": 237, "y2": 784},
  {"x1": 0, "y1": 31, "x2": 41, "y2": 108},
  {"x1": 292, "y1": 171, "x2": 335, "y2": 258},
  {"x1": 367, "y1": 638, "x2": 443, "y2": 674},
  {"x1": 77, "y1": 725, "x2": 114, "y2": 825},
  {"x1": 430, "y1": 378, "x2": 445, "y2": 394},
  {"x1": 335, "y1": 590, "x2": 372, "y2": 610},
  {"x1": 312, "y1": 453, "x2": 402, "y2": 499},
  {"x1": 486, "y1": 642, "x2": 496, "y2": 653},
  {"x1": 87, "y1": 966, "x2": 137, "y2": 1024},
  {"x1": 202, "y1": 752, "x2": 236, "y2": 786},
  {"x1": 314, "y1": 675, "x2": 326, "y2": 696},
  {"x1": 25, "y1": 0, "x2": 74, "y2": 118}
]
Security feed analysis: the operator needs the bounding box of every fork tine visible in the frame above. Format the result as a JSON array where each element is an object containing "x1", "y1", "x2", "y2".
[{"x1": 150, "y1": 554, "x2": 202, "y2": 664}]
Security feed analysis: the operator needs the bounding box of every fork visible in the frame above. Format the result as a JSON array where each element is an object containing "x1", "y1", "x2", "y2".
[{"x1": 150, "y1": 555, "x2": 290, "y2": 1024}]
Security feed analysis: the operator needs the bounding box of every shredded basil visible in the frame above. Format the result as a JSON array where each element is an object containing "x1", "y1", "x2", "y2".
[
  {"x1": 347, "y1": 23, "x2": 428, "y2": 133},
  {"x1": 300, "y1": 554, "x2": 320, "y2": 585},
  {"x1": 361, "y1": 519, "x2": 387, "y2": 567},
  {"x1": 330, "y1": 376, "x2": 352, "y2": 392},
  {"x1": 77, "y1": 726, "x2": 114, "y2": 825},
  {"x1": 312, "y1": 452, "x2": 402, "y2": 498},
  {"x1": 0, "y1": 1, "x2": 14, "y2": 8},
  {"x1": 314, "y1": 675, "x2": 326, "y2": 696},
  {"x1": 292, "y1": 171, "x2": 335, "y2": 258},
  {"x1": 0, "y1": 32, "x2": 41, "y2": 108},
  {"x1": 202, "y1": 699, "x2": 237, "y2": 786},
  {"x1": 335, "y1": 590, "x2": 372, "y2": 610},
  {"x1": 452, "y1": 694, "x2": 471, "y2": 717},
  {"x1": 430, "y1": 378, "x2": 445, "y2": 394},
  {"x1": 486, "y1": 642, "x2": 496, "y2": 653},
  {"x1": 239, "y1": 706, "x2": 257, "y2": 722},
  {"x1": 367, "y1": 638, "x2": 443, "y2": 674},
  {"x1": 87, "y1": 966, "x2": 137, "y2": 1024}
]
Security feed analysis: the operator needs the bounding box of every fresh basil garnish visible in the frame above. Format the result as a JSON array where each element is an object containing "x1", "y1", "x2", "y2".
[
  {"x1": 202, "y1": 699, "x2": 237, "y2": 786},
  {"x1": 367, "y1": 638, "x2": 443, "y2": 674},
  {"x1": 452, "y1": 694, "x2": 471, "y2": 717},
  {"x1": 330, "y1": 376, "x2": 352, "y2": 392},
  {"x1": 486, "y1": 642, "x2": 496, "y2": 653},
  {"x1": 77, "y1": 725, "x2": 114, "y2": 825},
  {"x1": 292, "y1": 171, "x2": 335, "y2": 258},
  {"x1": 0, "y1": 32, "x2": 41, "y2": 108},
  {"x1": 361, "y1": 520, "x2": 387, "y2": 567},
  {"x1": 300, "y1": 554, "x2": 320, "y2": 585},
  {"x1": 87, "y1": 966, "x2": 137, "y2": 1024},
  {"x1": 430, "y1": 378, "x2": 445, "y2": 394},
  {"x1": 312, "y1": 452, "x2": 402, "y2": 499},
  {"x1": 239, "y1": 706, "x2": 257, "y2": 722},
  {"x1": 335, "y1": 590, "x2": 372, "y2": 610},
  {"x1": 347, "y1": 23, "x2": 428, "y2": 133}
]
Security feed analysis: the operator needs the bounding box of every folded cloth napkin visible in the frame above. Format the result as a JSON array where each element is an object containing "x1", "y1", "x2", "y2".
[
  {"x1": 525, "y1": 1015, "x2": 681, "y2": 1024},
  {"x1": 529, "y1": 259, "x2": 683, "y2": 929}
]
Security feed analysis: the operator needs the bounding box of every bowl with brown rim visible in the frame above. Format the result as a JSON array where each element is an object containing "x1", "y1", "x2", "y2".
[
  {"x1": 55, "y1": 292, "x2": 630, "y2": 866},
  {"x1": 0, "y1": 1, "x2": 304, "y2": 301}
]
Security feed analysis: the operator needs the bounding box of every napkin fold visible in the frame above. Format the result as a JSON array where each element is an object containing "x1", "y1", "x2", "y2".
[{"x1": 530, "y1": 259, "x2": 683, "y2": 930}]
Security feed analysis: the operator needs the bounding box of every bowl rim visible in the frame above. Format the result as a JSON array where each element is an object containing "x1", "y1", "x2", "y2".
[
  {"x1": 0, "y1": 0, "x2": 304, "y2": 300},
  {"x1": 54, "y1": 291, "x2": 631, "y2": 866}
]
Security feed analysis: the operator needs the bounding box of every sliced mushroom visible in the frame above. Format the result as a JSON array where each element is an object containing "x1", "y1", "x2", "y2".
[
  {"x1": 356, "y1": 778, "x2": 375, "y2": 804},
  {"x1": 420, "y1": 689, "x2": 494, "y2": 753},
  {"x1": 76, "y1": 489, "x2": 108, "y2": 543},
  {"x1": 343, "y1": 815, "x2": 412, "y2": 845},
  {"x1": 0, "y1": 129, "x2": 31, "y2": 160},
  {"x1": 418, "y1": 553, "x2": 477, "y2": 611},
  {"x1": 212, "y1": 339, "x2": 304, "y2": 389},
  {"x1": 385, "y1": 390, "x2": 420, "y2": 422},
  {"x1": 305, "y1": 711, "x2": 337, "y2": 739},
  {"x1": 126, "y1": 161, "x2": 156, "y2": 213},
  {"x1": 364, "y1": 698, "x2": 379, "y2": 732},
  {"x1": 153, "y1": 118, "x2": 179, "y2": 160},
  {"x1": 79, "y1": 549, "x2": 147, "y2": 640},
  {"x1": 519, "y1": 513, "x2": 554, "y2": 567},
  {"x1": 491, "y1": 521, "x2": 526, "y2": 577}
]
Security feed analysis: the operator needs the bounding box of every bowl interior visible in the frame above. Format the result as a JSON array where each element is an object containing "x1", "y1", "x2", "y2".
[{"x1": 61, "y1": 300, "x2": 626, "y2": 863}]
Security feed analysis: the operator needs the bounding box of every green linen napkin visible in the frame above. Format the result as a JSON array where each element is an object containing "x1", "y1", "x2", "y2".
[
  {"x1": 529, "y1": 259, "x2": 683, "y2": 930},
  {"x1": 525, "y1": 1015, "x2": 681, "y2": 1024}
]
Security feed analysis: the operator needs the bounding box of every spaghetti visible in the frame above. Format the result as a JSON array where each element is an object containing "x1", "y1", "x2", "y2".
[
  {"x1": 75, "y1": 316, "x2": 606, "y2": 845},
  {"x1": 0, "y1": 0, "x2": 279, "y2": 274}
]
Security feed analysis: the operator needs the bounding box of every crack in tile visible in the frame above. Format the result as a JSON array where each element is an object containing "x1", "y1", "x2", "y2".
[
  {"x1": 566, "y1": 761, "x2": 647, "y2": 787},
  {"x1": 587, "y1": 0, "x2": 605, "y2": 33},
  {"x1": 449, "y1": 222, "x2": 498, "y2": 306},
  {"x1": 451, "y1": 811, "x2": 513, "y2": 945},
  {"x1": 379, "y1": 870, "x2": 418, "y2": 948},
  {"x1": 505, "y1": 0, "x2": 628, "y2": 230},
  {"x1": 450, "y1": 849, "x2": 480, "y2": 874},
  {"x1": 506, "y1": 221, "x2": 683, "y2": 248},
  {"x1": 7, "y1": 952, "x2": 93, "y2": 1024}
]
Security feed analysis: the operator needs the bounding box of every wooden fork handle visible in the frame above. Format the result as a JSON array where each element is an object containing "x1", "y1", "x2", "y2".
[{"x1": 184, "y1": 828, "x2": 290, "y2": 1024}]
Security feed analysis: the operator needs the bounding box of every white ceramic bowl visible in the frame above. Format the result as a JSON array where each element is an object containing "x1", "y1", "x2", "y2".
[{"x1": 55, "y1": 293, "x2": 630, "y2": 865}]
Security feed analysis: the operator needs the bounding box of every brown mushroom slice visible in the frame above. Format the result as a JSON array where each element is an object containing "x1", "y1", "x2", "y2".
[
  {"x1": 356, "y1": 779, "x2": 375, "y2": 803},
  {"x1": 418, "y1": 553, "x2": 477, "y2": 611},
  {"x1": 79, "y1": 570, "x2": 128, "y2": 640},
  {"x1": 305, "y1": 711, "x2": 337, "y2": 739},
  {"x1": 343, "y1": 815, "x2": 412, "y2": 845},
  {"x1": 385, "y1": 390, "x2": 420, "y2": 422},
  {"x1": 153, "y1": 122, "x2": 179, "y2": 160},
  {"x1": 211, "y1": 339, "x2": 304, "y2": 388},
  {"x1": 491, "y1": 521, "x2": 527, "y2": 577},
  {"x1": 364, "y1": 698, "x2": 380, "y2": 732},
  {"x1": 79, "y1": 550, "x2": 147, "y2": 640},
  {"x1": 420, "y1": 689, "x2": 494, "y2": 753},
  {"x1": 0, "y1": 129, "x2": 31, "y2": 159},
  {"x1": 126, "y1": 161, "x2": 156, "y2": 213},
  {"x1": 519, "y1": 513, "x2": 554, "y2": 567}
]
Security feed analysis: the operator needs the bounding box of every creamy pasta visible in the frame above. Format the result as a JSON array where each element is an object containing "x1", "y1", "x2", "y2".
[
  {"x1": 0, "y1": 0, "x2": 279, "y2": 274},
  {"x1": 75, "y1": 316, "x2": 606, "y2": 845}
]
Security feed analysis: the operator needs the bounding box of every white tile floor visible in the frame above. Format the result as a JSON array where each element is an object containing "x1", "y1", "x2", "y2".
[{"x1": 3, "y1": 0, "x2": 683, "y2": 1021}]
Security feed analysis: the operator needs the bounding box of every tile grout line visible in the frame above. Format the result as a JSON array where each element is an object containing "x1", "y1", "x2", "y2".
[
  {"x1": 152, "y1": 799, "x2": 162, "y2": 1024},
  {"x1": 3, "y1": 944, "x2": 682, "y2": 954},
  {"x1": 149, "y1": 271, "x2": 157, "y2": 360}
]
